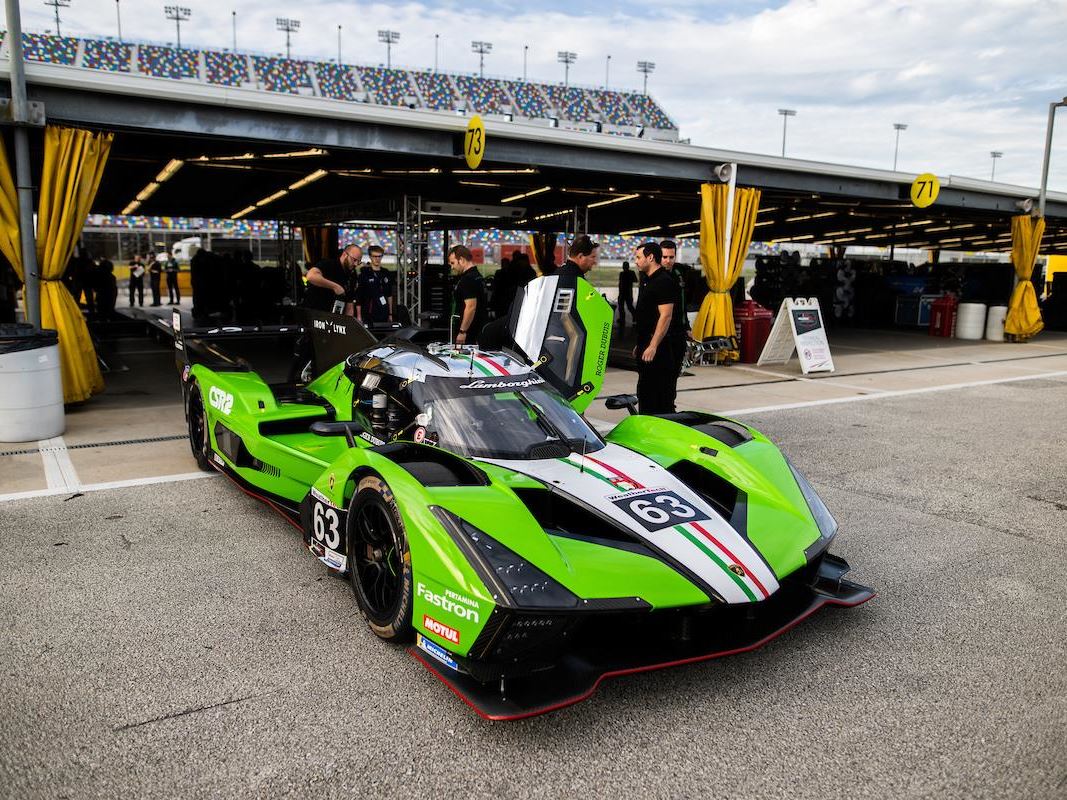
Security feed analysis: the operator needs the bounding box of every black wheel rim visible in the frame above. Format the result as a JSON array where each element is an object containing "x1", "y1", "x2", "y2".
[
  {"x1": 352, "y1": 499, "x2": 403, "y2": 619},
  {"x1": 189, "y1": 389, "x2": 207, "y2": 459}
]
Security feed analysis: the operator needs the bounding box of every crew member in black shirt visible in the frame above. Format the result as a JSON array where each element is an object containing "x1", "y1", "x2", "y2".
[
  {"x1": 633, "y1": 241, "x2": 676, "y2": 415},
  {"x1": 148, "y1": 254, "x2": 163, "y2": 306},
  {"x1": 287, "y1": 243, "x2": 362, "y2": 383},
  {"x1": 356, "y1": 244, "x2": 394, "y2": 324},
  {"x1": 557, "y1": 234, "x2": 598, "y2": 282},
  {"x1": 661, "y1": 239, "x2": 690, "y2": 411},
  {"x1": 448, "y1": 244, "x2": 486, "y2": 345},
  {"x1": 617, "y1": 260, "x2": 636, "y2": 326}
]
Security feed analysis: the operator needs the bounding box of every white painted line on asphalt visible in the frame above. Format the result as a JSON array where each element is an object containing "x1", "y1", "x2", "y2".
[
  {"x1": 0, "y1": 471, "x2": 217, "y2": 504},
  {"x1": 718, "y1": 369, "x2": 1067, "y2": 416},
  {"x1": 37, "y1": 437, "x2": 81, "y2": 492}
]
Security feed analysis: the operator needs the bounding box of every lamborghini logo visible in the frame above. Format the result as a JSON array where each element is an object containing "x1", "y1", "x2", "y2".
[{"x1": 729, "y1": 564, "x2": 746, "y2": 577}]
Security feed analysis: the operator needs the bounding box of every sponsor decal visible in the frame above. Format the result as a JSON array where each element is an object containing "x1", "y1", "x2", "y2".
[
  {"x1": 413, "y1": 427, "x2": 427, "y2": 443},
  {"x1": 213, "y1": 453, "x2": 224, "y2": 466},
  {"x1": 359, "y1": 431, "x2": 386, "y2": 446},
  {"x1": 417, "y1": 582, "x2": 481, "y2": 624},
  {"x1": 312, "y1": 318, "x2": 347, "y2": 335},
  {"x1": 208, "y1": 386, "x2": 234, "y2": 415},
  {"x1": 458, "y1": 375, "x2": 545, "y2": 391},
  {"x1": 319, "y1": 548, "x2": 347, "y2": 572},
  {"x1": 328, "y1": 472, "x2": 336, "y2": 490},
  {"x1": 728, "y1": 563, "x2": 746, "y2": 577},
  {"x1": 417, "y1": 633, "x2": 460, "y2": 672},
  {"x1": 310, "y1": 486, "x2": 332, "y2": 505},
  {"x1": 423, "y1": 614, "x2": 461, "y2": 645},
  {"x1": 595, "y1": 321, "x2": 610, "y2": 378}
]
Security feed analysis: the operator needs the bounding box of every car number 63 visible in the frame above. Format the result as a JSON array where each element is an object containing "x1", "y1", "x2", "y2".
[
  {"x1": 312, "y1": 501, "x2": 341, "y2": 549},
  {"x1": 612, "y1": 489, "x2": 711, "y2": 531}
]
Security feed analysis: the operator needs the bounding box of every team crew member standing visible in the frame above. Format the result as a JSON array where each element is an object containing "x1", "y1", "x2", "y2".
[
  {"x1": 356, "y1": 244, "x2": 394, "y2": 323},
  {"x1": 287, "y1": 243, "x2": 362, "y2": 383},
  {"x1": 660, "y1": 239, "x2": 689, "y2": 411},
  {"x1": 165, "y1": 253, "x2": 181, "y2": 304},
  {"x1": 448, "y1": 245, "x2": 487, "y2": 345},
  {"x1": 148, "y1": 254, "x2": 163, "y2": 306},
  {"x1": 633, "y1": 241, "x2": 676, "y2": 415},
  {"x1": 556, "y1": 234, "x2": 599, "y2": 281},
  {"x1": 617, "y1": 260, "x2": 636, "y2": 326}
]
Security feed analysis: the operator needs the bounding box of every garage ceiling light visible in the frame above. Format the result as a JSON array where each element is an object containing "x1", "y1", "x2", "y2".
[
  {"x1": 136, "y1": 182, "x2": 160, "y2": 202},
  {"x1": 502, "y1": 186, "x2": 551, "y2": 203},
  {"x1": 155, "y1": 159, "x2": 184, "y2": 182},
  {"x1": 288, "y1": 169, "x2": 329, "y2": 190},
  {"x1": 231, "y1": 204, "x2": 258, "y2": 220},
  {"x1": 452, "y1": 168, "x2": 538, "y2": 175},
  {"x1": 618, "y1": 224, "x2": 659, "y2": 236},
  {"x1": 587, "y1": 193, "x2": 640, "y2": 209},
  {"x1": 785, "y1": 211, "x2": 835, "y2": 222},
  {"x1": 262, "y1": 148, "x2": 328, "y2": 159},
  {"x1": 121, "y1": 201, "x2": 141, "y2": 215},
  {"x1": 669, "y1": 218, "x2": 701, "y2": 228}
]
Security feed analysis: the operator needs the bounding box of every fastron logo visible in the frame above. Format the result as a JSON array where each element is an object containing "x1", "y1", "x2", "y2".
[
  {"x1": 208, "y1": 386, "x2": 234, "y2": 415},
  {"x1": 417, "y1": 582, "x2": 481, "y2": 623},
  {"x1": 423, "y1": 615, "x2": 460, "y2": 644}
]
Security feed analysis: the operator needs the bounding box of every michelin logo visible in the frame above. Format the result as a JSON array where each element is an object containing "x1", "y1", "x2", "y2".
[
  {"x1": 417, "y1": 582, "x2": 481, "y2": 623},
  {"x1": 417, "y1": 633, "x2": 460, "y2": 672}
]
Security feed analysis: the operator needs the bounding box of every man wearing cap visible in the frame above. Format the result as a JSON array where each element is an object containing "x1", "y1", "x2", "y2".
[{"x1": 557, "y1": 235, "x2": 599, "y2": 282}]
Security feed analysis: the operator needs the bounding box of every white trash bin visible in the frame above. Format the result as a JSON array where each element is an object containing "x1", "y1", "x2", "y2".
[
  {"x1": 0, "y1": 324, "x2": 65, "y2": 442},
  {"x1": 985, "y1": 305, "x2": 1008, "y2": 341},
  {"x1": 956, "y1": 303, "x2": 987, "y2": 341}
]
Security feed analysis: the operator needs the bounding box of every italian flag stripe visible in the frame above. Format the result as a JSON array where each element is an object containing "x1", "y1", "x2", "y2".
[
  {"x1": 688, "y1": 521, "x2": 769, "y2": 599},
  {"x1": 468, "y1": 357, "x2": 495, "y2": 377},
  {"x1": 557, "y1": 456, "x2": 619, "y2": 490},
  {"x1": 475, "y1": 354, "x2": 510, "y2": 375},
  {"x1": 581, "y1": 453, "x2": 645, "y2": 489},
  {"x1": 674, "y1": 525, "x2": 758, "y2": 602}
]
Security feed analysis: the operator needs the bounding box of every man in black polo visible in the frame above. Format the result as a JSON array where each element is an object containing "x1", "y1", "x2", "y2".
[
  {"x1": 356, "y1": 244, "x2": 394, "y2": 324},
  {"x1": 287, "y1": 243, "x2": 362, "y2": 383},
  {"x1": 557, "y1": 234, "x2": 598, "y2": 282},
  {"x1": 632, "y1": 241, "x2": 675, "y2": 415},
  {"x1": 660, "y1": 239, "x2": 690, "y2": 410},
  {"x1": 448, "y1": 244, "x2": 486, "y2": 345}
]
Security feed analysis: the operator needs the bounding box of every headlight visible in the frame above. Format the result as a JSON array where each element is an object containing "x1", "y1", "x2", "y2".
[
  {"x1": 430, "y1": 507, "x2": 579, "y2": 610},
  {"x1": 786, "y1": 458, "x2": 838, "y2": 542}
]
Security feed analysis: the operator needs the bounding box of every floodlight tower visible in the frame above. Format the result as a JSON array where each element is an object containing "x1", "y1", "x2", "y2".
[
  {"x1": 378, "y1": 30, "x2": 400, "y2": 68},
  {"x1": 557, "y1": 51, "x2": 577, "y2": 87},
  {"x1": 778, "y1": 108, "x2": 797, "y2": 157},
  {"x1": 636, "y1": 60, "x2": 655, "y2": 96},
  {"x1": 43, "y1": 0, "x2": 70, "y2": 37},
  {"x1": 990, "y1": 151, "x2": 1003, "y2": 181},
  {"x1": 471, "y1": 41, "x2": 492, "y2": 79},
  {"x1": 892, "y1": 123, "x2": 908, "y2": 170},
  {"x1": 276, "y1": 18, "x2": 300, "y2": 60},
  {"x1": 164, "y1": 5, "x2": 191, "y2": 50}
]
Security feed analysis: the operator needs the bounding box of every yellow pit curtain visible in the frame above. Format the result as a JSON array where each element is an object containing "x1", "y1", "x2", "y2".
[
  {"x1": 1003, "y1": 214, "x2": 1045, "y2": 341},
  {"x1": 691, "y1": 182, "x2": 761, "y2": 342},
  {"x1": 0, "y1": 144, "x2": 23, "y2": 278},
  {"x1": 300, "y1": 225, "x2": 338, "y2": 265},
  {"x1": 37, "y1": 126, "x2": 113, "y2": 403}
]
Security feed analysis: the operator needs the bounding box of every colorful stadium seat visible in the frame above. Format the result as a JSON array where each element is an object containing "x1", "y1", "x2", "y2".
[
  {"x1": 454, "y1": 75, "x2": 511, "y2": 114},
  {"x1": 205, "y1": 51, "x2": 250, "y2": 86},
  {"x1": 137, "y1": 45, "x2": 199, "y2": 80},
  {"x1": 21, "y1": 33, "x2": 78, "y2": 65},
  {"x1": 82, "y1": 39, "x2": 132, "y2": 72},
  {"x1": 315, "y1": 63, "x2": 362, "y2": 101},
  {"x1": 411, "y1": 71, "x2": 456, "y2": 111},
  {"x1": 252, "y1": 56, "x2": 313, "y2": 94},
  {"x1": 356, "y1": 67, "x2": 414, "y2": 106}
]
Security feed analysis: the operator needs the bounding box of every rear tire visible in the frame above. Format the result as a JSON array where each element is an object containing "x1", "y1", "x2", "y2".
[
  {"x1": 347, "y1": 475, "x2": 413, "y2": 642},
  {"x1": 187, "y1": 382, "x2": 213, "y2": 472}
]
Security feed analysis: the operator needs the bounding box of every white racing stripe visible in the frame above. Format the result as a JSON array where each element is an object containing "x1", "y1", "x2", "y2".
[
  {"x1": 37, "y1": 437, "x2": 81, "y2": 492},
  {"x1": 0, "y1": 471, "x2": 217, "y2": 503}
]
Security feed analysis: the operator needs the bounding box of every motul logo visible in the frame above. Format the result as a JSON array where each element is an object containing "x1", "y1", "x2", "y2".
[{"x1": 423, "y1": 615, "x2": 460, "y2": 644}]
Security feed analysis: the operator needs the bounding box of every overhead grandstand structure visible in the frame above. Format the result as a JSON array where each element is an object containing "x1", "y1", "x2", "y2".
[{"x1": 2, "y1": 31, "x2": 679, "y2": 140}]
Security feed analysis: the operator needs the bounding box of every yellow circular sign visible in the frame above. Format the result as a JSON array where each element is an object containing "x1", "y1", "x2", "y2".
[
  {"x1": 464, "y1": 115, "x2": 485, "y2": 169},
  {"x1": 910, "y1": 173, "x2": 940, "y2": 208}
]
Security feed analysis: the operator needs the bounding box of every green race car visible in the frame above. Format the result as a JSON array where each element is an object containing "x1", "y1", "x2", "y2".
[{"x1": 174, "y1": 276, "x2": 873, "y2": 719}]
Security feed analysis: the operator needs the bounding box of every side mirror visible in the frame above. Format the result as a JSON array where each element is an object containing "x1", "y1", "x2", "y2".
[{"x1": 603, "y1": 394, "x2": 639, "y2": 415}]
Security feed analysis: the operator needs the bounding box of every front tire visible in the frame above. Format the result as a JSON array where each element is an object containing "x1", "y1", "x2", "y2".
[
  {"x1": 347, "y1": 475, "x2": 413, "y2": 641},
  {"x1": 187, "y1": 382, "x2": 213, "y2": 472}
]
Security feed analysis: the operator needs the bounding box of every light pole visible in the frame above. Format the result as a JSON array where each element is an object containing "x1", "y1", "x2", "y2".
[
  {"x1": 557, "y1": 51, "x2": 577, "y2": 87},
  {"x1": 990, "y1": 151, "x2": 1003, "y2": 181},
  {"x1": 605, "y1": 54, "x2": 611, "y2": 88},
  {"x1": 523, "y1": 45, "x2": 528, "y2": 81},
  {"x1": 231, "y1": 10, "x2": 237, "y2": 51},
  {"x1": 378, "y1": 30, "x2": 400, "y2": 69},
  {"x1": 893, "y1": 122, "x2": 908, "y2": 170},
  {"x1": 277, "y1": 18, "x2": 300, "y2": 60},
  {"x1": 116, "y1": 0, "x2": 122, "y2": 41},
  {"x1": 1039, "y1": 97, "x2": 1067, "y2": 219},
  {"x1": 778, "y1": 108, "x2": 796, "y2": 157},
  {"x1": 434, "y1": 34, "x2": 439, "y2": 72},
  {"x1": 164, "y1": 5, "x2": 191, "y2": 50},
  {"x1": 471, "y1": 41, "x2": 492, "y2": 78},
  {"x1": 337, "y1": 25, "x2": 342, "y2": 65},
  {"x1": 636, "y1": 60, "x2": 655, "y2": 96},
  {"x1": 43, "y1": 0, "x2": 70, "y2": 38}
]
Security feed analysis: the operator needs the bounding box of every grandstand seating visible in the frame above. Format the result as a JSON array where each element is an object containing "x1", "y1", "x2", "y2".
[
  {"x1": 204, "y1": 51, "x2": 249, "y2": 86},
  {"x1": 137, "y1": 44, "x2": 198, "y2": 79},
  {"x1": 314, "y1": 64, "x2": 362, "y2": 101},
  {"x1": 252, "y1": 56, "x2": 313, "y2": 94},
  {"x1": 7, "y1": 31, "x2": 678, "y2": 136},
  {"x1": 542, "y1": 85, "x2": 599, "y2": 122},
  {"x1": 356, "y1": 67, "x2": 414, "y2": 106},
  {"x1": 624, "y1": 93, "x2": 674, "y2": 129},
  {"x1": 506, "y1": 81, "x2": 551, "y2": 118},
  {"x1": 82, "y1": 39, "x2": 132, "y2": 72},
  {"x1": 411, "y1": 71, "x2": 457, "y2": 111},
  {"x1": 21, "y1": 33, "x2": 78, "y2": 65},
  {"x1": 453, "y1": 75, "x2": 510, "y2": 115},
  {"x1": 592, "y1": 90, "x2": 636, "y2": 126}
]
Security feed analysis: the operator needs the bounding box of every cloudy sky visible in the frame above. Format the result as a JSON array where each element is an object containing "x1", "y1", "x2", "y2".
[{"x1": 21, "y1": 0, "x2": 1067, "y2": 191}]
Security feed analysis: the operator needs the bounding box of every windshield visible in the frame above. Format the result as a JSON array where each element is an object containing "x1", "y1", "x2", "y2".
[{"x1": 409, "y1": 375, "x2": 604, "y2": 460}]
